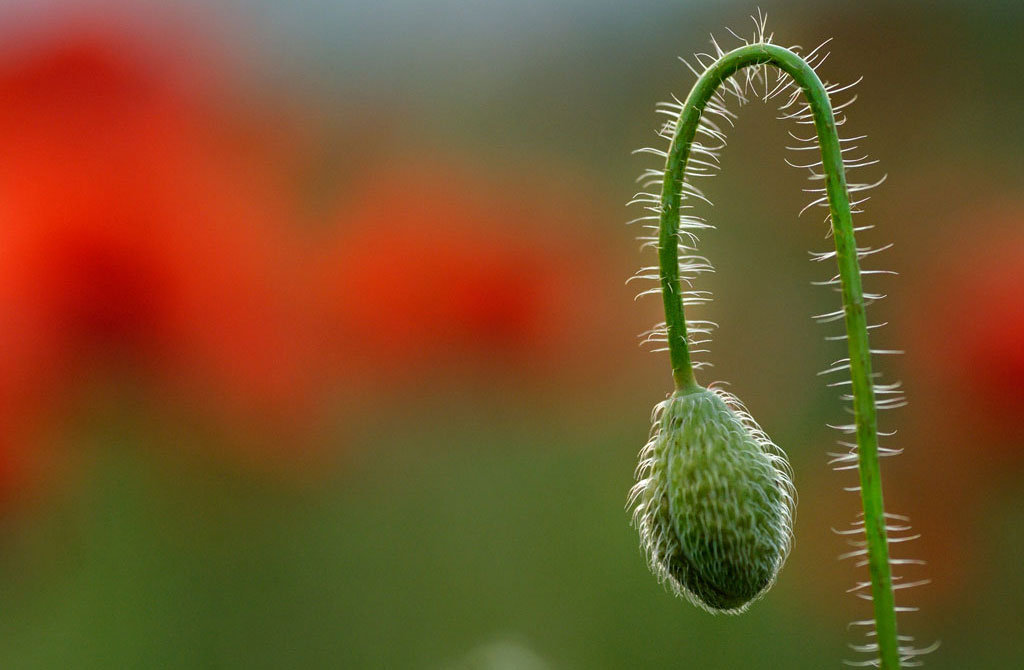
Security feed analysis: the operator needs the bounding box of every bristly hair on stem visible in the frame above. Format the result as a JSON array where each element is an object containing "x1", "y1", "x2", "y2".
[{"x1": 627, "y1": 11, "x2": 936, "y2": 668}]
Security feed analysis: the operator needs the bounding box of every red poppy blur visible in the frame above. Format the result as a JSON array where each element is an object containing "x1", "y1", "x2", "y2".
[
  {"x1": 951, "y1": 248, "x2": 1024, "y2": 416},
  {"x1": 909, "y1": 209, "x2": 1024, "y2": 457},
  {"x1": 318, "y1": 156, "x2": 617, "y2": 389},
  {"x1": 0, "y1": 16, "x2": 630, "y2": 501},
  {"x1": 866, "y1": 204, "x2": 1024, "y2": 612},
  {"x1": 0, "y1": 19, "x2": 328, "y2": 497}
]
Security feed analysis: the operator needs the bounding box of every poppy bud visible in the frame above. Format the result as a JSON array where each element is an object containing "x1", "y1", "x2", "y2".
[{"x1": 630, "y1": 386, "x2": 795, "y2": 612}]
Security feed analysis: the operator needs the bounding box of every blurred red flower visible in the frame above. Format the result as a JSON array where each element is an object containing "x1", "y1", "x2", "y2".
[
  {"x1": 0, "y1": 20, "x2": 328, "y2": 499},
  {"x1": 0, "y1": 15, "x2": 631, "y2": 504},
  {"x1": 909, "y1": 211, "x2": 1024, "y2": 457},
  {"x1": 950, "y1": 249, "x2": 1024, "y2": 418},
  {"x1": 317, "y1": 156, "x2": 617, "y2": 389},
  {"x1": 884, "y1": 205, "x2": 1024, "y2": 610}
]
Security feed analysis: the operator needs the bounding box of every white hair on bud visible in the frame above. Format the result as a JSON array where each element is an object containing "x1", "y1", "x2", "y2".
[{"x1": 629, "y1": 387, "x2": 795, "y2": 614}]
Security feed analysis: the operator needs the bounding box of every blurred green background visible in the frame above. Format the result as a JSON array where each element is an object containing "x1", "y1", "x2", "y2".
[{"x1": 0, "y1": 1, "x2": 1021, "y2": 668}]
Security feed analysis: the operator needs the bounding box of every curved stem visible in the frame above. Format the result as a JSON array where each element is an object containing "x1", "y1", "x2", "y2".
[{"x1": 659, "y1": 43, "x2": 899, "y2": 668}]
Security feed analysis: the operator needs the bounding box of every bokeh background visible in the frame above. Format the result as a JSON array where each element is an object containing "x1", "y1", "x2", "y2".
[{"x1": 0, "y1": 0, "x2": 1020, "y2": 668}]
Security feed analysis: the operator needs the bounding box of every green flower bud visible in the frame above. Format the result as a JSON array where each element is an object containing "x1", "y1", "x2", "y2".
[{"x1": 630, "y1": 386, "x2": 795, "y2": 613}]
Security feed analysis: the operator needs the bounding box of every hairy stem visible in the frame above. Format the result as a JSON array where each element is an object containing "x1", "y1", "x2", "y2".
[{"x1": 659, "y1": 43, "x2": 899, "y2": 668}]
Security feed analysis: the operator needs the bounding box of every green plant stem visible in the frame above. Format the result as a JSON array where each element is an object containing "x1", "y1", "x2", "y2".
[{"x1": 659, "y1": 43, "x2": 899, "y2": 669}]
